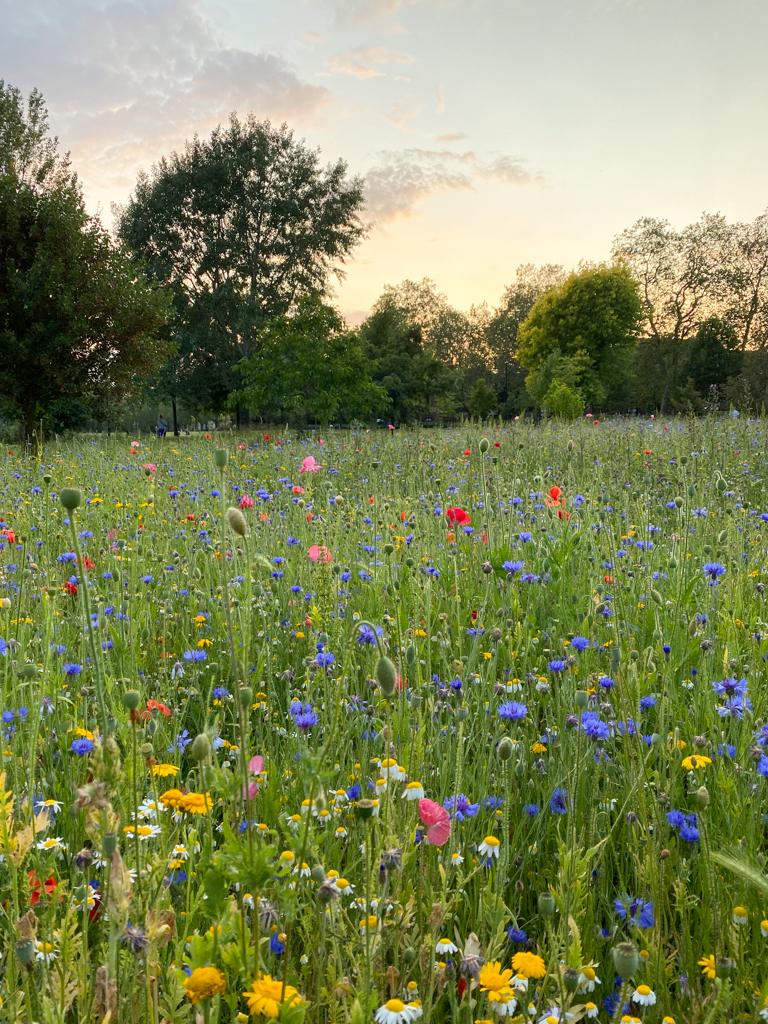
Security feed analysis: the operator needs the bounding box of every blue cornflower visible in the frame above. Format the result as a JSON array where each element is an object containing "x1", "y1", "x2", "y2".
[
  {"x1": 507, "y1": 926, "x2": 527, "y2": 943},
  {"x1": 316, "y1": 651, "x2": 336, "y2": 667},
  {"x1": 71, "y1": 738, "x2": 93, "y2": 755},
  {"x1": 548, "y1": 659, "x2": 566, "y2": 673},
  {"x1": 519, "y1": 531, "x2": 532, "y2": 542},
  {"x1": 717, "y1": 696, "x2": 752, "y2": 719},
  {"x1": 170, "y1": 730, "x2": 191, "y2": 753},
  {"x1": 639, "y1": 695, "x2": 657, "y2": 710},
  {"x1": 212, "y1": 687, "x2": 231, "y2": 700},
  {"x1": 712, "y1": 677, "x2": 748, "y2": 697},
  {"x1": 357, "y1": 624, "x2": 384, "y2": 645},
  {"x1": 570, "y1": 636, "x2": 589, "y2": 652},
  {"x1": 758, "y1": 756, "x2": 768, "y2": 778},
  {"x1": 140, "y1": 575, "x2": 154, "y2": 584},
  {"x1": 498, "y1": 701, "x2": 527, "y2": 721},
  {"x1": 443, "y1": 794, "x2": 479, "y2": 820},
  {"x1": 502, "y1": 560, "x2": 524, "y2": 573},
  {"x1": 269, "y1": 932, "x2": 285, "y2": 955},
  {"x1": 680, "y1": 822, "x2": 700, "y2": 843},
  {"x1": 339, "y1": 571, "x2": 352, "y2": 582},
  {"x1": 666, "y1": 809, "x2": 686, "y2": 828},
  {"x1": 550, "y1": 788, "x2": 568, "y2": 814},
  {"x1": 613, "y1": 895, "x2": 655, "y2": 929},
  {"x1": 523, "y1": 803, "x2": 539, "y2": 816},
  {"x1": 62, "y1": 663, "x2": 82, "y2": 676},
  {"x1": 520, "y1": 573, "x2": 540, "y2": 583},
  {"x1": 703, "y1": 561, "x2": 726, "y2": 584},
  {"x1": 581, "y1": 712, "x2": 610, "y2": 741},
  {"x1": 599, "y1": 676, "x2": 615, "y2": 690},
  {"x1": 183, "y1": 649, "x2": 206, "y2": 662}
]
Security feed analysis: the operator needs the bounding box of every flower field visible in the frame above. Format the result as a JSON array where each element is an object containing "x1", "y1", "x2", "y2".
[{"x1": 2, "y1": 419, "x2": 768, "y2": 1024}]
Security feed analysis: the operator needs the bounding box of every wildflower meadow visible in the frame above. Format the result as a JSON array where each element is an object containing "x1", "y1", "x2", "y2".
[{"x1": 2, "y1": 418, "x2": 768, "y2": 1024}]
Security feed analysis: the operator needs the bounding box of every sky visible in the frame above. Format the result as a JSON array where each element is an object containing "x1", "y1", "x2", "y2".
[{"x1": 2, "y1": 0, "x2": 768, "y2": 322}]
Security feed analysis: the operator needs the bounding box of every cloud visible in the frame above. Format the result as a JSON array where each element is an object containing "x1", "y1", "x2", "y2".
[
  {"x1": 435, "y1": 132, "x2": 468, "y2": 142},
  {"x1": 0, "y1": 0, "x2": 331, "y2": 206},
  {"x1": 364, "y1": 147, "x2": 542, "y2": 224},
  {"x1": 323, "y1": 46, "x2": 414, "y2": 80},
  {"x1": 331, "y1": 0, "x2": 405, "y2": 27},
  {"x1": 435, "y1": 86, "x2": 444, "y2": 113}
]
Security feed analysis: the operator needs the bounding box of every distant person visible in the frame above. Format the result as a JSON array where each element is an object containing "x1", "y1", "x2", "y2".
[{"x1": 157, "y1": 414, "x2": 168, "y2": 439}]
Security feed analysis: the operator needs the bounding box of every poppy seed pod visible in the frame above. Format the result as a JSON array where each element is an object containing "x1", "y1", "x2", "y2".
[
  {"x1": 190, "y1": 733, "x2": 212, "y2": 761},
  {"x1": 612, "y1": 941, "x2": 639, "y2": 978},
  {"x1": 214, "y1": 449, "x2": 228, "y2": 469},
  {"x1": 497, "y1": 735, "x2": 515, "y2": 760},
  {"x1": 60, "y1": 487, "x2": 82, "y2": 510},
  {"x1": 375, "y1": 655, "x2": 397, "y2": 696},
  {"x1": 15, "y1": 938, "x2": 35, "y2": 965},
  {"x1": 538, "y1": 891, "x2": 555, "y2": 918},
  {"x1": 122, "y1": 690, "x2": 141, "y2": 710},
  {"x1": 479, "y1": 437, "x2": 489, "y2": 453},
  {"x1": 225, "y1": 506, "x2": 248, "y2": 537}
]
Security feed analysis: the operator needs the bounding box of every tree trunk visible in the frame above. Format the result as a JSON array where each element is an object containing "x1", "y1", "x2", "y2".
[{"x1": 172, "y1": 399, "x2": 179, "y2": 436}]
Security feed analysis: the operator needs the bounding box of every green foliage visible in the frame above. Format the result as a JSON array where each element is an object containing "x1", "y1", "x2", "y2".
[
  {"x1": 542, "y1": 381, "x2": 584, "y2": 420},
  {"x1": 467, "y1": 377, "x2": 497, "y2": 420},
  {"x1": 518, "y1": 264, "x2": 641, "y2": 407},
  {"x1": 238, "y1": 296, "x2": 384, "y2": 424},
  {"x1": 361, "y1": 298, "x2": 454, "y2": 423},
  {"x1": 0, "y1": 83, "x2": 171, "y2": 438},
  {"x1": 116, "y1": 115, "x2": 366, "y2": 416}
]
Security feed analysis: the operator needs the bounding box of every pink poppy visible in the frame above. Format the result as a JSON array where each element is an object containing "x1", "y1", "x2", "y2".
[
  {"x1": 142, "y1": 462, "x2": 156, "y2": 472},
  {"x1": 239, "y1": 495, "x2": 254, "y2": 509},
  {"x1": 418, "y1": 799, "x2": 451, "y2": 847},
  {"x1": 308, "y1": 544, "x2": 332, "y2": 563},
  {"x1": 243, "y1": 754, "x2": 264, "y2": 801},
  {"x1": 299, "y1": 455, "x2": 320, "y2": 474}
]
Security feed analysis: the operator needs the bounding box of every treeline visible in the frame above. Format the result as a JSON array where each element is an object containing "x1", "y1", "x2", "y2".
[{"x1": 3, "y1": 81, "x2": 768, "y2": 439}]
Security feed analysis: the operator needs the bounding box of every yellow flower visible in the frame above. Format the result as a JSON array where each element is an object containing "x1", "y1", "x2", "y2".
[
  {"x1": 511, "y1": 951, "x2": 547, "y2": 979},
  {"x1": 151, "y1": 763, "x2": 180, "y2": 778},
  {"x1": 181, "y1": 792, "x2": 213, "y2": 814},
  {"x1": 183, "y1": 966, "x2": 226, "y2": 1004},
  {"x1": 243, "y1": 974, "x2": 301, "y2": 1018},
  {"x1": 198, "y1": 638, "x2": 213, "y2": 647},
  {"x1": 681, "y1": 754, "x2": 711, "y2": 770},
  {"x1": 531, "y1": 742, "x2": 547, "y2": 754},
  {"x1": 478, "y1": 961, "x2": 514, "y2": 999},
  {"x1": 698, "y1": 954, "x2": 716, "y2": 980},
  {"x1": 159, "y1": 788, "x2": 186, "y2": 810}
]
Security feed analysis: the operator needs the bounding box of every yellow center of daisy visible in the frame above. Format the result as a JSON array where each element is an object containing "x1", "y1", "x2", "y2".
[
  {"x1": 483, "y1": 835, "x2": 500, "y2": 846},
  {"x1": 385, "y1": 999, "x2": 405, "y2": 1011},
  {"x1": 734, "y1": 906, "x2": 747, "y2": 916},
  {"x1": 637, "y1": 985, "x2": 651, "y2": 996},
  {"x1": 583, "y1": 967, "x2": 595, "y2": 980}
]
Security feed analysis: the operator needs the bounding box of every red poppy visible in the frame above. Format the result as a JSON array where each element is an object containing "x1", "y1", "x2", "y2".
[
  {"x1": 147, "y1": 699, "x2": 171, "y2": 717},
  {"x1": 186, "y1": 514, "x2": 196, "y2": 521},
  {"x1": 458, "y1": 977, "x2": 467, "y2": 1000},
  {"x1": 604, "y1": 575, "x2": 614, "y2": 583},
  {"x1": 204, "y1": 433, "x2": 211, "y2": 439},
  {"x1": 64, "y1": 581, "x2": 77, "y2": 596},
  {"x1": 263, "y1": 434, "x2": 270, "y2": 441},
  {"x1": 494, "y1": 441, "x2": 501, "y2": 448},
  {"x1": 548, "y1": 485, "x2": 561, "y2": 502},
  {"x1": 446, "y1": 507, "x2": 471, "y2": 526},
  {"x1": 644, "y1": 449, "x2": 651, "y2": 455},
  {"x1": 463, "y1": 448, "x2": 471, "y2": 456},
  {"x1": 28, "y1": 871, "x2": 57, "y2": 906}
]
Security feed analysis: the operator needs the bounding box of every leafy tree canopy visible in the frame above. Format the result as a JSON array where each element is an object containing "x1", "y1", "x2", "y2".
[
  {"x1": 116, "y1": 115, "x2": 367, "y2": 416},
  {"x1": 519, "y1": 263, "x2": 641, "y2": 407},
  {"x1": 238, "y1": 296, "x2": 384, "y2": 425},
  {"x1": 0, "y1": 82, "x2": 171, "y2": 440}
]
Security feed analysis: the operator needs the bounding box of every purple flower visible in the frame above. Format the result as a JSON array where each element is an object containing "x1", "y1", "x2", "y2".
[
  {"x1": 703, "y1": 561, "x2": 726, "y2": 584},
  {"x1": 570, "y1": 636, "x2": 589, "y2": 652},
  {"x1": 443, "y1": 794, "x2": 479, "y2": 820},
  {"x1": 712, "y1": 677, "x2": 748, "y2": 698},
  {"x1": 71, "y1": 738, "x2": 93, "y2": 755},
  {"x1": 502, "y1": 560, "x2": 524, "y2": 573},
  {"x1": 316, "y1": 651, "x2": 336, "y2": 667},
  {"x1": 357, "y1": 624, "x2": 383, "y2": 645},
  {"x1": 548, "y1": 659, "x2": 566, "y2": 673},
  {"x1": 680, "y1": 822, "x2": 700, "y2": 843},
  {"x1": 62, "y1": 663, "x2": 82, "y2": 676},
  {"x1": 498, "y1": 701, "x2": 527, "y2": 721},
  {"x1": 581, "y1": 712, "x2": 610, "y2": 741},
  {"x1": 183, "y1": 649, "x2": 206, "y2": 662},
  {"x1": 550, "y1": 787, "x2": 568, "y2": 814}
]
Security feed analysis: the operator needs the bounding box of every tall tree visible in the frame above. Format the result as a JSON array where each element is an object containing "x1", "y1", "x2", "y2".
[
  {"x1": 361, "y1": 299, "x2": 454, "y2": 424},
  {"x1": 238, "y1": 296, "x2": 385, "y2": 425},
  {"x1": 116, "y1": 115, "x2": 366, "y2": 423},
  {"x1": 518, "y1": 263, "x2": 641, "y2": 408},
  {"x1": 0, "y1": 83, "x2": 170, "y2": 443}
]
